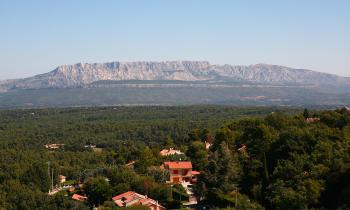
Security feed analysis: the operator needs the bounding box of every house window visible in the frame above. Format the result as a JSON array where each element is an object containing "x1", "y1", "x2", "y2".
[
  {"x1": 182, "y1": 170, "x2": 188, "y2": 175},
  {"x1": 173, "y1": 177, "x2": 180, "y2": 183},
  {"x1": 173, "y1": 170, "x2": 178, "y2": 174}
]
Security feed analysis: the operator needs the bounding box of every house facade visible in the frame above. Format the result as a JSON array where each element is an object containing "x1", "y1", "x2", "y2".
[{"x1": 163, "y1": 161, "x2": 193, "y2": 183}]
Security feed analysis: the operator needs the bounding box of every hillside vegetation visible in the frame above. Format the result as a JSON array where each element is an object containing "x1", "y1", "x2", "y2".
[{"x1": 0, "y1": 106, "x2": 350, "y2": 209}]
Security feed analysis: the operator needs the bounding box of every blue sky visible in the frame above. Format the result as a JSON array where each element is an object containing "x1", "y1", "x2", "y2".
[{"x1": 0, "y1": 0, "x2": 349, "y2": 79}]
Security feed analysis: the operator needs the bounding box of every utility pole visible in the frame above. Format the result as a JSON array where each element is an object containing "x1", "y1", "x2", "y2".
[
  {"x1": 47, "y1": 161, "x2": 50, "y2": 193},
  {"x1": 51, "y1": 168, "x2": 54, "y2": 191},
  {"x1": 235, "y1": 186, "x2": 239, "y2": 210}
]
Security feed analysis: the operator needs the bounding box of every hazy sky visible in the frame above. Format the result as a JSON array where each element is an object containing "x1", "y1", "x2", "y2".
[{"x1": 0, "y1": 0, "x2": 349, "y2": 80}]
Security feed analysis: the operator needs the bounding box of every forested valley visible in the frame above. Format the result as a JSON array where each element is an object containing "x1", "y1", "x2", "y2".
[{"x1": 0, "y1": 106, "x2": 350, "y2": 210}]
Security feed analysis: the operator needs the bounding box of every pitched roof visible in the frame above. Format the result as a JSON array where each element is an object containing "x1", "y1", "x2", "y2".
[
  {"x1": 112, "y1": 191, "x2": 140, "y2": 202},
  {"x1": 192, "y1": 170, "x2": 201, "y2": 175},
  {"x1": 112, "y1": 191, "x2": 164, "y2": 209},
  {"x1": 164, "y1": 161, "x2": 192, "y2": 169},
  {"x1": 72, "y1": 194, "x2": 87, "y2": 201}
]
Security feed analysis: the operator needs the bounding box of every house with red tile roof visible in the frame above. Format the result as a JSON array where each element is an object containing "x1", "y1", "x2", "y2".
[
  {"x1": 72, "y1": 194, "x2": 87, "y2": 202},
  {"x1": 112, "y1": 191, "x2": 165, "y2": 210},
  {"x1": 163, "y1": 161, "x2": 198, "y2": 183}
]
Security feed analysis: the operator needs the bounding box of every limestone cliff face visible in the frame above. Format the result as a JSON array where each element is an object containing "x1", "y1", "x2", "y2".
[
  {"x1": 212, "y1": 63, "x2": 340, "y2": 83},
  {"x1": 0, "y1": 61, "x2": 347, "y2": 92}
]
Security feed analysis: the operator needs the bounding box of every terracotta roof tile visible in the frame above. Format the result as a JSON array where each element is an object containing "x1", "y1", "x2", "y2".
[
  {"x1": 72, "y1": 194, "x2": 87, "y2": 201},
  {"x1": 164, "y1": 161, "x2": 192, "y2": 169},
  {"x1": 192, "y1": 170, "x2": 201, "y2": 175},
  {"x1": 112, "y1": 191, "x2": 165, "y2": 209}
]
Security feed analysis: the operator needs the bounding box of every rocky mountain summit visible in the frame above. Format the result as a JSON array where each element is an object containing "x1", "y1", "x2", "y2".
[{"x1": 0, "y1": 61, "x2": 347, "y2": 92}]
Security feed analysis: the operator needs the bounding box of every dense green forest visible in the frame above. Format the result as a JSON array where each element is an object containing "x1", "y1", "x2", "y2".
[{"x1": 0, "y1": 106, "x2": 350, "y2": 210}]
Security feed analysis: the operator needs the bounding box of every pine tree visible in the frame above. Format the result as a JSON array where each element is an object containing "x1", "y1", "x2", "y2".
[{"x1": 303, "y1": 109, "x2": 310, "y2": 119}]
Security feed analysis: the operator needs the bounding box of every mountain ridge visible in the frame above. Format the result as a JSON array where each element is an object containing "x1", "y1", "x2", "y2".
[{"x1": 0, "y1": 61, "x2": 348, "y2": 93}]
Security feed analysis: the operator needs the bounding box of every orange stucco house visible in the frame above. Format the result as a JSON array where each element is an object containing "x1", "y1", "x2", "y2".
[{"x1": 163, "y1": 161, "x2": 200, "y2": 183}]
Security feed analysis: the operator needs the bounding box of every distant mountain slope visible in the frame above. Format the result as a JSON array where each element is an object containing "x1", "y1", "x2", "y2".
[
  {"x1": 0, "y1": 61, "x2": 348, "y2": 92},
  {"x1": 0, "y1": 61, "x2": 349, "y2": 108},
  {"x1": 0, "y1": 82, "x2": 349, "y2": 108}
]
